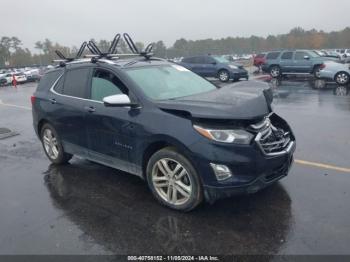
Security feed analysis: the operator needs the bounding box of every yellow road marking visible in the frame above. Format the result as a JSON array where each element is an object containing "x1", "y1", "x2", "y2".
[
  {"x1": 295, "y1": 159, "x2": 350, "y2": 173},
  {"x1": 0, "y1": 99, "x2": 31, "y2": 110}
]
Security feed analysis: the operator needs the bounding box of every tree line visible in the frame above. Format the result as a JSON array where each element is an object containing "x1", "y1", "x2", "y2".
[{"x1": 1, "y1": 27, "x2": 350, "y2": 67}]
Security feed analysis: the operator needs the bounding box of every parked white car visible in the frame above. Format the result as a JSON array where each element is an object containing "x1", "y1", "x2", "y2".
[
  {"x1": 319, "y1": 61, "x2": 350, "y2": 85},
  {"x1": 1, "y1": 73, "x2": 27, "y2": 85}
]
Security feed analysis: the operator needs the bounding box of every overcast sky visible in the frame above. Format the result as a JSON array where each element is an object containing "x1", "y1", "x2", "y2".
[{"x1": 1, "y1": 0, "x2": 349, "y2": 52}]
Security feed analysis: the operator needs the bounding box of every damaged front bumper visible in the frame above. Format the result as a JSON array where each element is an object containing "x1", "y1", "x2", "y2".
[
  {"x1": 203, "y1": 142, "x2": 295, "y2": 202},
  {"x1": 188, "y1": 113, "x2": 296, "y2": 203}
]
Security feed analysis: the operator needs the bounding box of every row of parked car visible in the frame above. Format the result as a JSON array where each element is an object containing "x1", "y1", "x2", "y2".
[
  {"x1": 0, "y1": 67, "x2": 43, "y2": 86},
  {"x1": 254, "y1": 49, "x2": 350, "y2": 85},
  {"x1": 178, "y1": 55, "x2": 248, "y2": 82}
]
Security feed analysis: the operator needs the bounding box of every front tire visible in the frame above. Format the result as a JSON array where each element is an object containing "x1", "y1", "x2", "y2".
[
  {"x1": 40, "y1": 123, "x2": 72, "y2": 164},
  {"x1": 146, "y1": 147, "x2": 203, "y2": 211},
  {"x1": 269, "y1": 66, "x2": 281, "y2": 78},
  {"x1": 335, "y1": 72, "x2": 350, "y2": 86},
  {"x1": 218, "y1": 69, "x2": 230, "y2": 82}
]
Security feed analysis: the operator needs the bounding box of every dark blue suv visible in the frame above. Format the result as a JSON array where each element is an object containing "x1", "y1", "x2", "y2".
[
  {"x1": 180, "y1": 55, "x2": 249, "y2": 82},
  {"x1": 32, "y1": 55, "x2": 295, "y2": 211}
]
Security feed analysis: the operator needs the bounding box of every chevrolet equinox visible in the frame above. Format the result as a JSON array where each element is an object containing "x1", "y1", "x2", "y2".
[{"x1": 32, "y1": 56, "x2": 295, "y2": 211}]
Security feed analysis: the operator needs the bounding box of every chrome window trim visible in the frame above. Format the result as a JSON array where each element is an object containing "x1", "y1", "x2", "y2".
[{"x1": 49, "y1": 73, "x2": 104, "y2": 104}]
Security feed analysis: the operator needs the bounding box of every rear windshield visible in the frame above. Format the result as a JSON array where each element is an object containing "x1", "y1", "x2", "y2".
[
  {"x1": 126, "y1": 65, "x2": 217, "y2": 100},
  {"x1": 256, "y1": 53, "x2": 265, "y2": 58},
  {"x1": 266, "y1": 52, "x2": 281, "y2": 60},
  {"x1": 37, "y1": 70, "x2": 62, "y2": 91}
]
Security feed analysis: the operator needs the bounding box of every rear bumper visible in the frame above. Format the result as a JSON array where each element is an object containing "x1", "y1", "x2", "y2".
[
  {"x1": 261, "y1": 65, "x2": 269, "y2": 73},
  {"x1": 319, "y1": 70, "x2": 335, "y2": 80}
]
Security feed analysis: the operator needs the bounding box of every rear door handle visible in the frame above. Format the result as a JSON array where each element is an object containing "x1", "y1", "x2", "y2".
[
  {"x1": 49, "y1": 98, "x2": 57, "y2": 104},
  {"x1": 84, "y1": 106, "x2": 96, "y2": 113}
]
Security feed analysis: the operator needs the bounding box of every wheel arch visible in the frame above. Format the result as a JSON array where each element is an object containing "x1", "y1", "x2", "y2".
[
  {"x1": 312, "y1": 64, "x2": 322, "y2": 72},
  {"x1": 269, "y1": 64, "x2": 280, "y2": 70},
  {"x1": 141, "y1": 136, "x2": 195, "y2": 179},
  {"x1": 217, "y1": 68, "x2": 230, "y2": 75},
  {"x1": 334, "y1": 71, "x2": 350, "y2": 79},
  {"x1": 37, "y1": 118, "x2": 50, "y2": 136}
]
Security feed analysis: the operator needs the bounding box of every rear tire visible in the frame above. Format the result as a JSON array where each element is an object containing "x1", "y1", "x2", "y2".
[
  {"x1": 269, "y1": 66, "x2": 281, "y2": 78},
  {"x1": 146, "y1": 147, "x2": 203, "y2": 212},
  {"x1": 40, "y1": 123, "x2": 72, "y2": 164},
  {"x1": 335, "y1": 72, "x2": 350, "y2": 86},
  {"x1": 313, "y1": 65, "x2": 322, "y2": 78}
]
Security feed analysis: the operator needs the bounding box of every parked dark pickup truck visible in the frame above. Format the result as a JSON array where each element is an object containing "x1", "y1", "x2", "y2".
[{"x1": 261, "y1": 50, "x2": 338, "y2": 78}]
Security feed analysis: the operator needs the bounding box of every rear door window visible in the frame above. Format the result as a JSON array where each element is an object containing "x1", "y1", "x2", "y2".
[
  {"x1": 195, "y1": 57, "x2": 206, "y2": 64},
  {"x1": 182, "y1": 57, "x2": 195, "y2": 63},
  {"x1": 63, "y1": 68, "x2": 90, "y2": 98},
  {"x1": 281, "y1": 52, "x2": 293, "y2": 59},
  {"x1": 295, "y1": 51, "x2": 309, "y2": 60},
  {"x1": 266, "y1": 52, "x2": 281, "y2": 60},
  {"x1": 204, "y1": 57, "x2": 216, "y2": 64}
]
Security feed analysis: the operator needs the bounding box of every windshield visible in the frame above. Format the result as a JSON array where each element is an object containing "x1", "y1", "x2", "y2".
[
  {"x1": 213, "y1": 56, "x2": 230, "y2": 63},
  {"x1": 126, "y1": 65, "x2": 217, "y2": 100}
]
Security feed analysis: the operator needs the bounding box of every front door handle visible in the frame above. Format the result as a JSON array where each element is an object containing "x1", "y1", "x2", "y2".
[
  {"x1": 49, "y1": 98, "x2": 57, "y2": 104},
  {"x1": 84, "y1": 106, "x2": 96, "y2": 113}
]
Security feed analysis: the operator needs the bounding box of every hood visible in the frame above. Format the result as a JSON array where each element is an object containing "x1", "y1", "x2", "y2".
[
  {"x1": 155, "y1": 81, "x2": 272, "y2": 120},
  {"x1": 227, "y1": 62, "x2": 244, "y2": 69},
  {"x1": 317, "y1": 56, "x2": 339, "y2": 62}
]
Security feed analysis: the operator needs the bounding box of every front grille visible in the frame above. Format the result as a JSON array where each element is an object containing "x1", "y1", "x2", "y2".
[{"x1": 250, "y1": 115, "x2": 292, "y2": 156}]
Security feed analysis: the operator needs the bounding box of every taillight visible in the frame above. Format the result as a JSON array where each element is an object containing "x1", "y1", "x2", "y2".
[
  {"x1": 320, "y1": 63, "x2": 326, "y2": 69},
  {"x1": 30, "y1": 95, "x2": 36, "y2": 105}
]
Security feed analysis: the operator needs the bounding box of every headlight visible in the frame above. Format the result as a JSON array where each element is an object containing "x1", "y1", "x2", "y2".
[
  {"x1": 229, "y1": 65, "x2": 238, "y2": 69},
  {"x1": 193, "y1": 125, "x2": 253, "y2": 144}
]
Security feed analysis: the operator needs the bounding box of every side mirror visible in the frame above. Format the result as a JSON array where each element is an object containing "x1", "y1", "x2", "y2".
[
  {"x1": 103, "y1": 94, "x2": 139, "y2": 108},
  {"x1": 304, "y1": 55, "x2": 310, "y2": 60},
  {"x1": 211, "y1": 61, "x2": 217, "y2": 65}
]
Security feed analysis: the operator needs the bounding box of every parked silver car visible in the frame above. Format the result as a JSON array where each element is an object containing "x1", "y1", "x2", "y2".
[{"x1": 319, "y1": 61, "x2": 350, "y2": 85}]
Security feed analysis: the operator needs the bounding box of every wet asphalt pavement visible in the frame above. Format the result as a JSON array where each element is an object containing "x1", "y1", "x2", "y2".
[{"x1": 0, "y1": 78, "x2": 349, "y2": 255}]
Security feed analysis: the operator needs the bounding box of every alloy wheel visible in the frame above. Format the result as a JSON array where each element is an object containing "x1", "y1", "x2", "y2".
[
  {"x1": 151, "y1": 158, "x2": 192, "y2": 206},
  {"x1": 219, "y1": 71, "x2": 229, "y2": 82},
  {"x1": 336, "y1": 73, "x2": 349, "y2": 85},
  {"x1": 42, "y1": 128, "x2": 59, "y2": 160},
  {"x1": 270, "y1": 67, "x2": 280, "y2": 77}
]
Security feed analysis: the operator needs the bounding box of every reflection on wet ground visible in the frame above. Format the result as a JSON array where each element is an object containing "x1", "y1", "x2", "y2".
[
  {"x1": 1, "y1": 81, "x2": 350, "y2": 255},
  {"x1": 44, "y1": 160, "x2": 291, "y2": 255}
]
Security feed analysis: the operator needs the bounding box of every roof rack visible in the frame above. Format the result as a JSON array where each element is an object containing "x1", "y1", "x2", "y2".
[{"x1": 53, "y1": 33, "x2": 156, "y2": 66}]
